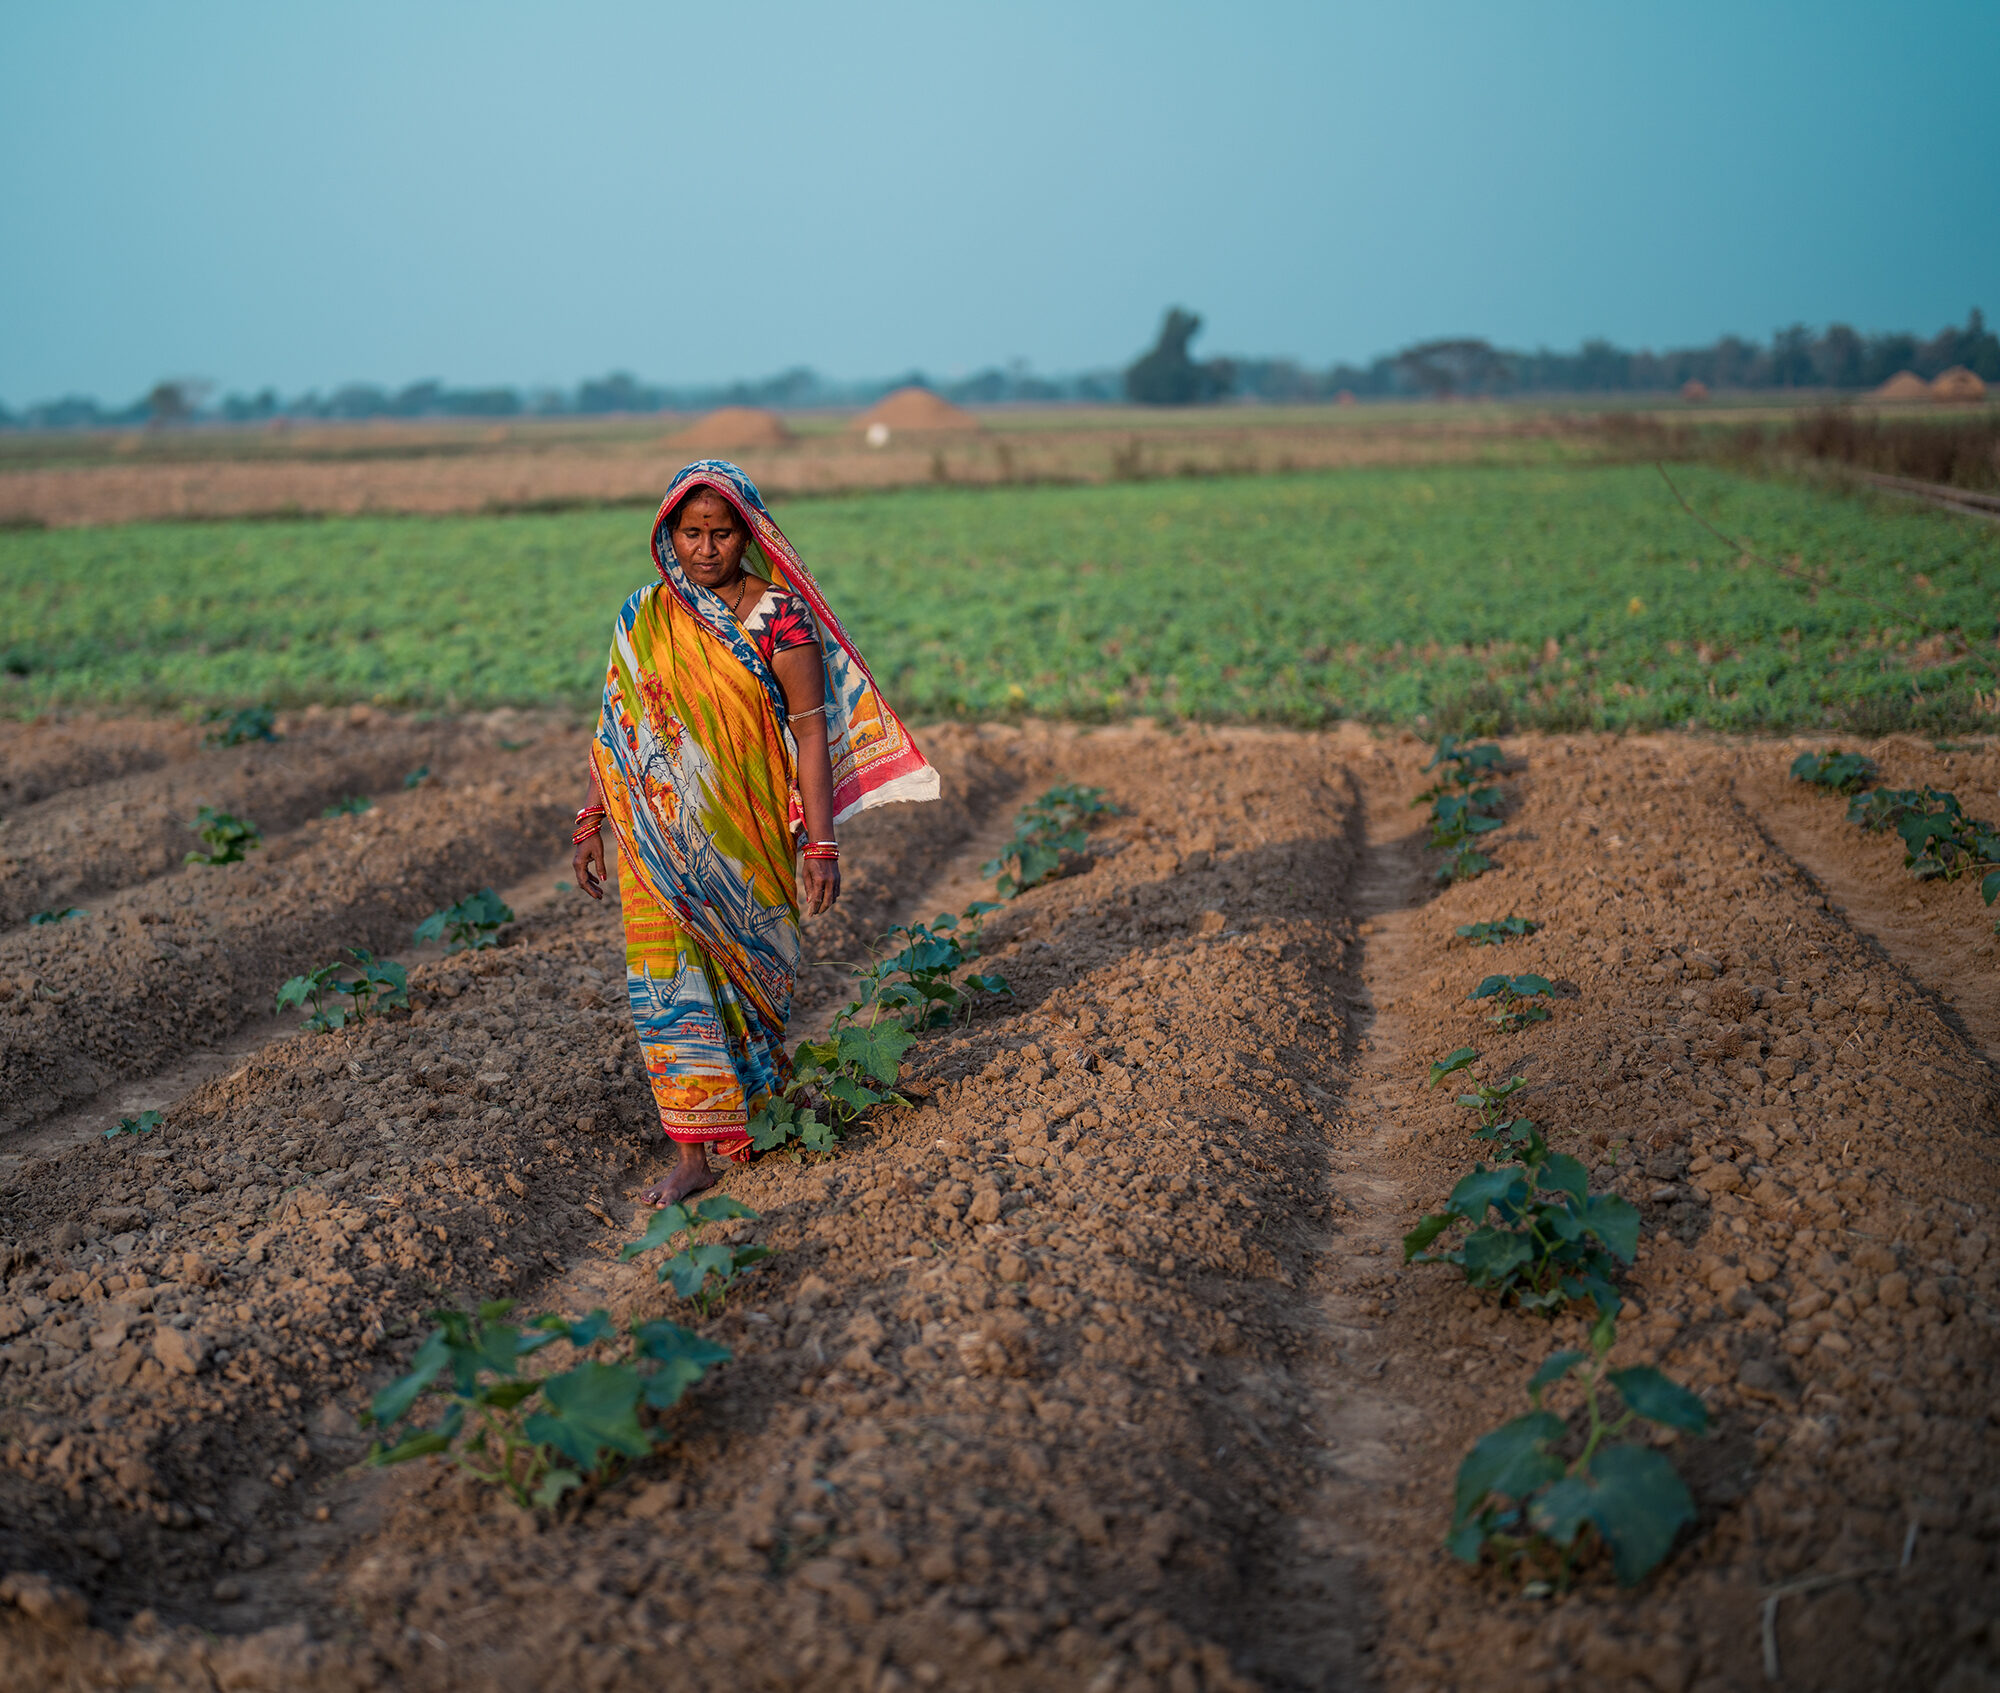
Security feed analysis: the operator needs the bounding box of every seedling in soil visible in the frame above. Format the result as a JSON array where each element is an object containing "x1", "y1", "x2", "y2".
[
  {"x1": 416, "y1": 888, "x2": 513, "y2": 952},
  {"x1": 1416, "y1": 739, "x2": 1510, "y2": 884},
  {"x1": 1417, "y1": 736, "x2": 1508, "y2": 798},
  {"x1": 1846, "y1": 784, "x2": 1946, "y2": 833},
  {"x1": 403, "y1": 765, "x2": 431, "y2": 788},
  {"x1": 203, "y1": 705, "x2": 280, "y2": 747},
  {"x1": 1846, "y1": 785, "x2": 2000, "y2": 884},
  {"x1": 275, "y1": 949, "x2": 410, "y2": 1031},
  {"x1": 186, "y1": 806, "x2": 261, "y2": 864},
  {"x1": 322, "y1": 794, "x2": 373, "y2": 818},
  {"x1": 364, "y1": 1300, "x2": 729, "y2": 1510},
  {"x1": 984, "y1": 784, "x2": 1118, "y2": 896},
  {"x1": 1403, "y1": 1117, "x2": 1638, "y2": 1316},
  {"x1": 104, "y1": 1110, "x2": 163, "y2": 1140},
  {"x1": 1788, "y1": 748, "x2": 1877, "y2": 794},
  {"x1": 1449, "y1": 1312, "x2": 1707, "y2": 1590},
  {"x1": 1459, "y1": 1075, "x2": 1532, "y2": 1131},
  {"x1": 29, "y1": 907, "x2": 88, "y2": 925},
  {"x1": 621, "y1": 1196, "x2": 772, "y2": 1315},
  {"x1": 848, "y1": 904, "x2": 1011, "y2": 1032},
  {"x1": 1471, "y1": 973, "x2": 1555, "y2": 1031},
  {"x1": 747, "y1": 1095, "x2": 839, "y2": 1156},
  {"x1": 1897, "y1": 803, "x2": 2000, "y2": 886},
  {"x1": 1457, "y1": 916, "x2": 1539, "y2": 946},
  {"x1": 750, "y1": 903, "x2": 1002, "y2": 1153},
  {"x1": 1428, "y1": 1047, "x2": 1480, "y2": 1089}
]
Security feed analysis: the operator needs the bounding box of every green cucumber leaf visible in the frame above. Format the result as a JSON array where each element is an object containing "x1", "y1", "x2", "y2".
[
  {"x1": 522, "y1": 1362, "x2": 653, "y2": 1469},
  {"x1": 1581, "y1": 1442, "x2": 1697, "y2": 1587},
  {"x1": 1526, "y1": 1349, "x2": 1588, "y2": 1403},
  {"x1": 1451, "y1": 1411, "x2": 1566, "y2": 1529},
  {"x1": 1607, "y1": 1366, "x2": 1710, "y2": 1434}
]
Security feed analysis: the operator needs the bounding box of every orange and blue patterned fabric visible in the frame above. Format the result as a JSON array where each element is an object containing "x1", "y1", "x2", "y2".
[{"x1": 590, "y1": 460, "x2": 937, "y2": 1159}]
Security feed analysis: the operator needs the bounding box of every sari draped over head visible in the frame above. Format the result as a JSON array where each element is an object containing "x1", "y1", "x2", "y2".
[{"x1": 591, "y1": 460, "x2": 938, "y2": 1161}]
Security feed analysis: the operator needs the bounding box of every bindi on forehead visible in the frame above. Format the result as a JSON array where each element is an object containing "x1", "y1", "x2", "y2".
[{"x1": 682, "y1": 494, "x2": 737, "y2": 526}]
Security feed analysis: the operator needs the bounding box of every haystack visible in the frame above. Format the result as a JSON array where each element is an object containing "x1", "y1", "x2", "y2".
[
  {"x1": 1930, "y1": 366, "x2": 1987, "y2": 403},
  {"x1": 667, "y1": 406, "x2": 791, "y2": 451},
  {"x1": 1873, "y1": 370, "x2": 1930, "y2": 402},
  {"x1": 850, "y1": 387, "x2": 980, "y2": 434},
  {"x1": 1680, "y1": 379, "x2": 1710, "y2": 403}
]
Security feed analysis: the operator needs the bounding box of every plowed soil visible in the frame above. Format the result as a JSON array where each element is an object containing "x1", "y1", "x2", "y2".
[{"x1": 2, "y1": 722, "x2": 1997, "y2": 1693}]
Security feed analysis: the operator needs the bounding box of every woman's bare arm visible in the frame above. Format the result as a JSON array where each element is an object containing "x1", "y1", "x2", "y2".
[
  {"x1": 572, "y1": 760, "x2": 608, "y2": 901},
  {"x1": 772, "y1": 642, "x2": 841, "y2": 916}
]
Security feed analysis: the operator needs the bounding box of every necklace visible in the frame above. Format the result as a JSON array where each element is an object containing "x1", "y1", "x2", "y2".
[{"x1": 717, "y1": 574, "x2": 761, "y2": 620}]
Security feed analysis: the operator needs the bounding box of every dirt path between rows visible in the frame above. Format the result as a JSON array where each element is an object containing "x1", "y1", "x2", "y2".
[{"x1": 1237, "y1": 761, "x2": 1441, "y2": 1687}]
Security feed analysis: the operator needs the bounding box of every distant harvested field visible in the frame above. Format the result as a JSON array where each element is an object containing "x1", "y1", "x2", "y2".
[
  {"x1": 4, "y1": 463, "x2": 1995, "y2": 736},
  {"x1": 0, "y1": 403, "x2": 1735, "y2": 528}
]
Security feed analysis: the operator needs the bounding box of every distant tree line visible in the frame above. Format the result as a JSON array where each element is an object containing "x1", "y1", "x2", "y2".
[
  {"x1": 1173, "y1": 308, "x2": 2000, "y2": 404},
  {"x1": 4, "y1": 309, "x2": 1994, "y2": 430},
  {"x1": 0, "y1": 361, "x2": 1128, "y2": 431}
]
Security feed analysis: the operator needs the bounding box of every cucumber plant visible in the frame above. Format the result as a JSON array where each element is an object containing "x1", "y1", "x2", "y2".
[
  {"x1": 104, "y1": 1110, "x2": 164, "y2": 1140},
  {"x1": 186, "y1": 806, "x2": 261, "y2": 864},
  {"x1": 1403, "y1": 1117, "x2": 1637, "y2": 1316},
  {"x1": 203, "y1": 705, "x2": 279, "y2": 747},
  {"x1": 984, "y1": 784, "x2": 1118, "y2": 896},
  {"x1": 416, "y1": 888, "x2": 514, "y2": 952},
  {"x1": 1788, "y1": 748, "x2": 1877, "y2": 793},
  {"x1": 276, "y1": 948, "x2": 410, "y2": 1031},
  {"x1": 850, "y1": 904, "x2": 1011, "y2": 1032},
  {"x1": 29, "y1": 907, "x2": 88, "y2": 926},
  {"x1": 1427, "y1": 1047, "x2": 1533, "y2": 1127},
  {"x1": 1450, "y1": 1312, "x2": 1708, "y2": 1590},
  {"x1": 1847, "y1": 786, "x2": 2000, "y2": 888},
  {"x1": 1457, "y1": 916, "x2": 1539, "y2": 946},
  {"x1": 749, "y1": 903, "x2": 1009, "y2": 1156},
  {"x1": 363, "y1": 1301, "x2": 728, "y2": 1510},
  {"x1": 322, "y1": 794, "x2": 373, "y2": 818},
  {"x1": 1471, "y1": 972, "x2": 1555, "y2": 1031},
  {"x1": 1415, "y1": 738, "x2": 1509, "y2": 883},
  {"x1": 620, "y1": 1196, "x2": 771, "y2": 1315},
  {"x1": 1428, "y1": 1046, "x2": 1481, "y2": 1089}
]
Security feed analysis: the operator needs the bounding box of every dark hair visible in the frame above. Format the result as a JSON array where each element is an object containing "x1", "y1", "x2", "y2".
[{"x1": 666, "y1": 485, "x2": 743, "y2": 530}]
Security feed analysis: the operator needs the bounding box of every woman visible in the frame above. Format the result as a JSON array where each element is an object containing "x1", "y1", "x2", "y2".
[{"x1": 572, "y1": 460, "x2": 936, "y2": 1206}]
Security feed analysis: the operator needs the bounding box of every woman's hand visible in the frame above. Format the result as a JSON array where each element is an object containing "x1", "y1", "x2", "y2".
[
  {"x1": 573, "y1": 826, "x2": 607, "y2": 901},
  {"x1": 800, "y1": 856, "x2": 841, "y2": 917}
]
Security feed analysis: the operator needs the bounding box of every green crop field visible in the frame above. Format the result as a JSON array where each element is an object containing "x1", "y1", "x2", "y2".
[{"x1": 3, "y1": 464, "x2": 1995, "y2": 735}]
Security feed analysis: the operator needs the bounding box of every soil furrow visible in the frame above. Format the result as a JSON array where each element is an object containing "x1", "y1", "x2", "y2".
[
  {"x1": 0, "y1": 715, "x2": 519, "y2": 930},
  {"x1": 0, "y1": 716, "x2": 201, "y2": 816},
  {"x1": 1735, "y1": 736, "x2": 2000, "y2": 1067},
  {"x1": 1237, "y1": 751, "x2": 1441, "y2": 1689},
  {"x1": 0, "y1": 740, "x2": 585, "y2": 1135}
]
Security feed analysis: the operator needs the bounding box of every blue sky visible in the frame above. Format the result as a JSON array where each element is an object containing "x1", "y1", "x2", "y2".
[{"x1": 2, "y1": 0, "x2": 1994, "y2": 403}]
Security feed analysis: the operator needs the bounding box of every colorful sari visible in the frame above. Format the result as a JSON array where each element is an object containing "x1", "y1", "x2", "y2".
[{"x1": 591, "y1": 460, "x2": 937, "y2": 1160}]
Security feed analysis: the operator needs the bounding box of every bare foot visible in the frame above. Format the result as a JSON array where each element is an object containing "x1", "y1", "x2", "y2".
[{"x1": 641, "y1": 1144, "x2": 717, "y2": 1208}]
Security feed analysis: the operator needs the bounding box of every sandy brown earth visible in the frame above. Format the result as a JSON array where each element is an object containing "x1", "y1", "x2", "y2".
[{"x1": 1, "y1": 721, "x2": 1997, "y2": 1692}]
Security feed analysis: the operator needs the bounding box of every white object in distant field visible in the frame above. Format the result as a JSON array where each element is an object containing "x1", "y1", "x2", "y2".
[{"x1": 865, "y1": 422, "x2": 891, "y2": 448}]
